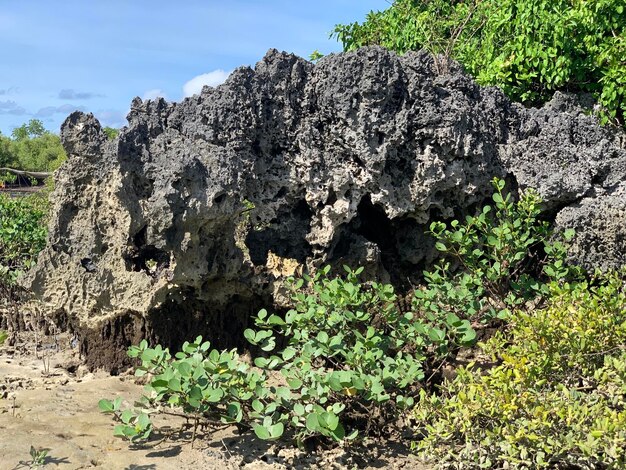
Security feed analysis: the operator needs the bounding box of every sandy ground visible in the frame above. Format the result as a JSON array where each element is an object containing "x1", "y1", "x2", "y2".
[{"x1": 0, "y1": 333, "x2": 429, "y2": 470}]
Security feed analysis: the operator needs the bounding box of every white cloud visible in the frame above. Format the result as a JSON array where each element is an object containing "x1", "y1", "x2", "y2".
[
  {"x1": 0, "y1": 100, "x2": 26, "y2": 115},
  {"x1": 182, "y1": 69, "x2": 230, "y2": 97},
  {"x1": 59, "y1": 89, "x2": 104, "y2": 100},
  {"x1": 0, "y1": 87, "x2": 20, "y2": 96},
  {"x1": 35, "y1": 104, "x2": 86, "y2": 118},
  {"x1": 142, "y1": 89, "x2": 168, "y2": 101}
]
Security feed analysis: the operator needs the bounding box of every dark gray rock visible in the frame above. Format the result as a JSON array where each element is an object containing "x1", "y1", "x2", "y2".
[
  {"x1": 24, "y1": 47, "x2": 626, "y2": 371},
  {"x1": 556, "y1": 185, "x2": 626, "y2": 272}
]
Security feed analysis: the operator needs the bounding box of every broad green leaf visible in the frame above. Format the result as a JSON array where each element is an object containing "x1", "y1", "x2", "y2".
[
  {"x1": 306, "y1": 413, "x2": 321, "y2": 432},
  {"x1": 98, "y1": 399, "x2": 114, "y2": 413}
]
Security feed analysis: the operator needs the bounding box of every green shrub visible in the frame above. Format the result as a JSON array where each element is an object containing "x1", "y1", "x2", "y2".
[
  {"x1": 100, "y1": 265, "x2": 476, "y2": 445},
  {"x1": 0, "y1": 194, "x2": 48, "y2": 286},
  {"x1": 246, "y1": 266, "x2": 480, "y2": 441},
  {"x1": 414, "y1": 271, "x2": 626, "y2": 469},
  {"x1": 0, "y1": 134, "x2": 14, "y2": 168},
  {"x1": 417, "y1": 178, "x2": 581, "y2": 327},
  {"x1": 99, "y1": 342, "x2": 262, "y2": 442},
  {"x1": 334, "y1": 0, "x2": 626, "y2": 125},
  {"x1": 103, "y1": 127, "x2": 120, "y2": 140}
]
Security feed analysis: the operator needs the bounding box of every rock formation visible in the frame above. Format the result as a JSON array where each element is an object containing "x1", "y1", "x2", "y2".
[{"x1": 25, "y1": 47, "x2": 626, "y2": 371}]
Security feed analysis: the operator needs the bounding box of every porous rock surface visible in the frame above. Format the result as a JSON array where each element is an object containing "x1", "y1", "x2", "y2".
[{"x1": 25, "y1": 47, "x2": 626, "y2": 371}]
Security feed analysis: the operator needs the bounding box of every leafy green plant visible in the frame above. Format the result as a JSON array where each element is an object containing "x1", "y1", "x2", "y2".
[
  {"x1": 416, "y1": 178, "x2": 581, "y2": 327},
  {"x1": 103, "y1": 127, "x2": 120, "y2": 140},
  {"x1": 309, "y1": 50, "x2": 324, "y2": 62},
  {"x1": 99, "y1": 340, "x2": 266, "y2": 443},
  {"x1": 334, "y1": 0, "x2": 626, "y2": 125},
  {"x1": 98, "y1": 397, "x2": 153, "y2": 442},
  {"x1": 0, "y1": 194, "x2": 48, "y2": 286},
  {"x1": 0, "y1": 330, "x2": 8, "y2": 345},
  {"x1": 0, "y1": 193, "x2": 48, "y2": 338},
  {"x1": 0, "y1": 171, "x2": 17, "y2": 186},
  {"x1": 414, "y1": 271, "x2": 626, "y2": 469},
  {"x1": 246, "y1": 265, "x2": 471, "y2": 444},
  {"x1": 101, "y1": 264, "x2": 477, "y2": 446},
  {"x1": 28, "y1": 445, "x2": 48, "y2": 469}
]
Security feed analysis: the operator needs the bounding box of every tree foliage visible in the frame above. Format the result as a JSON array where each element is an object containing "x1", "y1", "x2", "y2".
[
  {"x1": 0, "y1": 119, "x2": 66, "y2": 172},
  {"x1": 333, "y1": 0, "x2": 626, "y2": 125},
  {"x1": 103, "y1": 127, "x2": 120, "y2": 140}
]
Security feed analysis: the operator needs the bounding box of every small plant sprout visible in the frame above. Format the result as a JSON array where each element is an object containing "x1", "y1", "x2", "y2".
[{"x1": 28, "y1": 446, "x2": 48, "y2": 469}]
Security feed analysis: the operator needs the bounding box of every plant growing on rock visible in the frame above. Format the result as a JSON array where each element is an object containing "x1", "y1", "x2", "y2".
[{"x1": 101, "y1": 179, "x2": 580, "y2": 451}]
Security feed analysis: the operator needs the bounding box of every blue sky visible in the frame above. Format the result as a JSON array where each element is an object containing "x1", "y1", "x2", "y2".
[{"x1": 0, "y1": 0, "x2": 387, "y2": 135}]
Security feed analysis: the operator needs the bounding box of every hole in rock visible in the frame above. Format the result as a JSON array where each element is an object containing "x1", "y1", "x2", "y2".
[
  {"x1": 326, "y1": 190, "x2": 338, "y2": 206},
  {"x1": 126, "y1": 228, "x2": 169, "y2": 275},
  {"x1": 129, "y1": 246, "x2": 169, "y2": 274},
  {"x1": 352, "y1": 155, "x2": 365, "y2": 168},
  {"x1": 133, "y1": 225, "x2": 148, "y2": 248},
  {"x1": 355, "y1": 196, "x2": 394, "y2": 252},
  {"x1": 213, "y1": 193, "x2": 227, "y2": 204},
  {"x1": 327, "y1": 195, "x2": 426, "y2": 290},
  {"x1": 131, "y1": 175, "x2": 154, "y2": 199},
  {"x1": 245, "y1": 199, "x2": 312, "y2": 266},
  {"x1": 377, "y1": 131, "x2": 385, "y2": 146}
]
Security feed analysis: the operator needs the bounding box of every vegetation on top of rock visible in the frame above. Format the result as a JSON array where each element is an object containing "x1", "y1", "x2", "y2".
[
  {"x1": 333, "y1": 0, "x2": 626, "y2": 125},
  {"x1": 103, "y1": 126, "x2": 120, "y2": 140}
]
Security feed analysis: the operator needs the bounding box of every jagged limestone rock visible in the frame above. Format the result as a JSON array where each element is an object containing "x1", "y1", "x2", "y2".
[{"x1": 25, "y1": 47, "x2": 626, "y2": 371}]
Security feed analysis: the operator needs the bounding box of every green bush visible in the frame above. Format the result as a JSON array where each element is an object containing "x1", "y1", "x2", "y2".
[
  {"x1": 334, "y1": 0, "x2": 626, "y2": 125},
  {"x1": 100, "y1": 265, "x2": 476, "y2": 445},
  {"x1": 103, "y1": 127, "x2": 120, "y2": 140},
  {"x1": 0, "y1": 194, "x2": 48, "y2": 286},
  {"x1": 414, "y1": 271, "x2": 626, "y2": 469},
  {"x1": 0, "y1": 135, "x2": 13, "y2": 168},
  {"x1": 417, "y1": 178, "x2": 581, "y2": 327}
]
